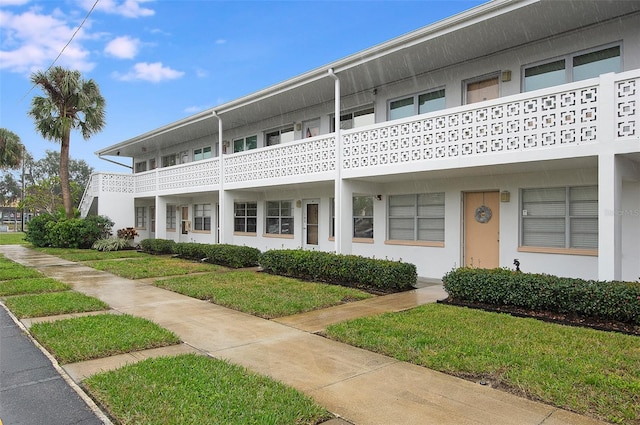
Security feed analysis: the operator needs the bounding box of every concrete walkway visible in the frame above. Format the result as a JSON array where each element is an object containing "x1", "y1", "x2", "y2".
[{"x1": 0, "y1": 246, "x2": 606, "y2": 425}]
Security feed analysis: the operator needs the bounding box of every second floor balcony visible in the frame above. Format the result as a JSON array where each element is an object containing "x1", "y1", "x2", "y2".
[{"x1": 83, "y1": 69, "x2": 639, "y2": 204}]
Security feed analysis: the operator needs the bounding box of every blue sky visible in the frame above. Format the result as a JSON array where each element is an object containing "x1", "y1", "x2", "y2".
[{"x1": 0, "y1": 0, "x2": 484, "y2": 173}]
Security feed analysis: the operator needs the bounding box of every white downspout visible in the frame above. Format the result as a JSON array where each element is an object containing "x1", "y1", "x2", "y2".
[
  {"x1": 212, "y1": 110, "x2": 224, "y2": 244},
  {"x1": 328, "y1": 68, "x2": 342, "y2": 254}
]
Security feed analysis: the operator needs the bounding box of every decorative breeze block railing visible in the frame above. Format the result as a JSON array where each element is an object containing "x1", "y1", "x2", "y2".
[
  {"x1": 157, "y1": 158, "x2": 219, "y2": 191},
  {"x1": 134, "y1": 171, "x2": 157, "y2": 194},
  {"x1": 224, "y1": 135, "x2": 336, "y2": 184},
  {"x1": 616, "y1": 77, "x2": 638, "y2": 139},
  {"x1": 342, "y1": 85, "x2": 599, "y2": 170},
  {"x1": 100, "y1": 173, "x2": 134, "y2": 193}
]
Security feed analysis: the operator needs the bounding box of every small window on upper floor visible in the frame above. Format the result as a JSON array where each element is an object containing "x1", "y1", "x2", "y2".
[
  {"x1": 389, "y1": 88, "x2": 445, "y2": 121},
  {"x1": 331, "y1": 106, "x2": 375, "y2": 131},
  {"x1": 523, "y1": 45, "x2": 621, "y2": 92},
  {"x1": 135, "y1": 161, "x2": 147, "y2": 173},
  {"x1": 161, "y1": 154, "x2": 177, "y2": 168},
  {"x1": 265, "y1": 126, "x2": 295, "y2": 146},
  {"x1": 302, "y1": 118, "x2": 320, "y2": 138},
  {"x1": 194, "y1": 146, "x2": 212, "y2": 161},
  {"x1": 233, "y1": 135, "x2": 257, "y2": 153}
]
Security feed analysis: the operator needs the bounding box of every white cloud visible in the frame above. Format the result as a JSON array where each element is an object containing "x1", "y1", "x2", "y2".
[
  {"x1": 114, "y1": 61, "x2": 184, "y2": 82},
  {"x1": 104, "y1": 35, "x2": 140, "y2": 59},
  {"x1": 215, "y1": 39, "x2": 226, "y2": 45},
  {"x1": 80, "y1": 0, "x2": 155, "y2": 18},
  {"x1": 0, "y1": 8, "x2": 94, "y2": 73},
  {"x1": 184, "y1": 105, "x2": 211, "y2": 114},
  {"x1": 195, "y1": 67, "x2": 208, "y2": 78}
]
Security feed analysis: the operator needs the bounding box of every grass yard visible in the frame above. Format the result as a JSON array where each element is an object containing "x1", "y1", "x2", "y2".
[
  {"x1": 4, "y1": 291, "x2": 109, "y2": 318},
  {"x1": 325, "y1": 303, "x2": 640, "y2": 424},
  {"x1": 34, "y1": 247, "x2": 144, "y2": 261},
  {"x1": 83, "y1": 256, "x2": 219, "y2": 279},
  {"x1": 30, "y1": 314, "x2": 180, "y2": 364},
  {"x1": 0, "y1": 232, "x2": 27, "y2": 245},
  {"x1": 154, "y1": 270, "x2": 372, "y2": 318},
  {"x1": 0, "y1": 277, "x2": 69, "y2": 296},
  {"x1": 84, "y1": 353, "x2": 332, "y2": 425}
]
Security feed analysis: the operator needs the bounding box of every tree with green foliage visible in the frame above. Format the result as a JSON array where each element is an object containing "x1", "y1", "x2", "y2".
[
  {"x1": 29, "y1": 67, "x2": 105, "y2": 218},
  {"x1": 0, "y1": 128, "x2": 24, "y2": 170}
]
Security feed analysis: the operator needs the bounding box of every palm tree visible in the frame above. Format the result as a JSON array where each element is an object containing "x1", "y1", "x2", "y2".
[
  {"x1": 0, "y1": 128, "x2": 24, "y2": 170},
  {"x1": 29, "y1": 66, "x2": 105, "y2": 218}
]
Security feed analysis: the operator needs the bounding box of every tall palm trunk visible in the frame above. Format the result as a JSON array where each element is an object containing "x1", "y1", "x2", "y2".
[{"x1": 60, "y1": 131, "x2": 73, "y2": 218}]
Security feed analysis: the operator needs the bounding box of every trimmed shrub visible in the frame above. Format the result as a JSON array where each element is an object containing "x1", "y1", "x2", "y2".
[
  {"x1": 259, "y1": 249, "x2": 417, "y2": 292},
  {"x1": 173, "y1": 242, "x2": 260, "y2": 268},
  {"x1": 25, "y1": 214, "x2": 113, "y2": 248},
  {"x1": 139, "y1": 238, "x2": 175, "y2": 255},
  {"x1": 24, "y1": 214, "x2": 56, "y2": 247},
  {"x1": 443, "y1": 267, "x2": 640, "y2": 324}
]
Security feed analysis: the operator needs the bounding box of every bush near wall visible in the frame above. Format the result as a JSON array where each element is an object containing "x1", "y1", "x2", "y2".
[
  {"x1": 442, "y1": 267, "x2": 640, "y2": 325},
  {"x1": 139, "y1": 239, "x2": 260, "y2": 269},
  {"x1": 259, "y1": 249, "x2": 417, "y2": 292},
  {"x1": 25, "y1": 213, "x2": 113, "y2": 248},
  {"x1": 139, "y1": 238, "x2": 175, "y2": 255}
]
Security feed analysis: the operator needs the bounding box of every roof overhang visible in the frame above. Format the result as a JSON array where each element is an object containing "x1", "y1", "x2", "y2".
[{"x1": 97, "y1": 0, "x2": 640, "y2": 159}]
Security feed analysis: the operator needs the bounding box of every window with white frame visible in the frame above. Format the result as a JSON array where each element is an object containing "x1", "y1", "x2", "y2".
[
  {"x1": 135, "y1": 161, "x2": 147, "y2": 173},
  {"x1": 353, "y1": 196, "x2": 374, "y2": 239},
  {"x1": 388, "y1": 193, "x2": 445, "y2": 242},
  {"x1": 389, "y1": 88, "x2": 445, "y2": 121},
  {"x1": 302, "y1": 118, "x2": 320, "y2": 138},
  {"x1": 265, "y1": 126, "x2": 294, "y2": 146},
  {"x1": 234, "y1": 202, "x2": 257, "y2": 233},
  {"x1": 193, "y1": 204, "x2": 211, "y2": 231},
  {"x1": 330, "y1": 106, "x2": 375, "y2": 131},
  {"x1": 266, "y1": 200, "x2": 293, "y2": 235},
  {"x1": 520, "y1": 186, "x2": 598, "y2": 249},
  {"x1": 523, "y1": 45, "x2": 621, "y2": 92},
  {"x1": 194, "y1": 146, "x2": 212, "y2": 161},
  {"x1": 166, "y1": 205, "x2": 176, "y2": 230},
  {"x1": 135, "y1": 207, "x2": 146, "y2": 228},
  {"x1": 149, "y1": 158, "x2": 157, "y2": 170},
  {"x1": 233, "y1": 135, "x2": 257, "y2": 153},
  {"x1": 161, "y1": 154, "x2": 177, "y2": 168}
]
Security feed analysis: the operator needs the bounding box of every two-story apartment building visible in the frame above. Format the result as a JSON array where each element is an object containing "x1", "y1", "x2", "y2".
[{"x1": 81, "y1": 0, "x2": 640, "y2": 282}]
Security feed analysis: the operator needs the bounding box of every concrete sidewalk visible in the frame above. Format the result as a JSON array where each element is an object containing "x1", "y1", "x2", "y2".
[{"x1": 0, "y1": 245, "x2": 606, "y2": 425}]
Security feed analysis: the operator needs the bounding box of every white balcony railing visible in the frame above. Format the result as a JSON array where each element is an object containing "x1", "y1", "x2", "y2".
[
  {"x1": 82, "y1": 70, "x2": 639, "y2": 202},
  {"x1": 223, "y1": 134, "x2": 336, "y2": 186}
]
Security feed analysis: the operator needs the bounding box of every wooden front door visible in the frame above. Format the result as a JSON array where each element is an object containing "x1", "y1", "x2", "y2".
[{"x1": 464, "y1": 191, "x2": 500, "y2": 268}]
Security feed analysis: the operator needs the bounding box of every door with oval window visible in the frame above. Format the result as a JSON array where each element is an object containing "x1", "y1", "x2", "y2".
[{"x1": 464, "y1": 191, "x2": 499, "y2": 268}]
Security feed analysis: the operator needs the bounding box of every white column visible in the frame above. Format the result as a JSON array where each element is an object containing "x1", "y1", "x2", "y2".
[
  {"x1": 155, "y1": 196, "x2": 167, "y2": 240},
  {"x1": 328, "y1": 68, "x2": 344, "y2": 254},
  {"x1": 213, "y1": 111, "x2": 226, "y2": 244},
  {"x1": 598, "y1": 153, "x2": 622, "y2": 280}
]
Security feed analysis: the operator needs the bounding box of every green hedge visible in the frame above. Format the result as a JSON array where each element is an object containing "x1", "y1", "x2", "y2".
[
  {"x1": 25, "y1": 214, "x2": 113, "y2": 248},
  {"x1": 139, "y1": 238, "x2": 175, "y2": 255},
  {"x1": 140, "y1": 239, "x2": 260, "y2": 269},
  {"x1": 259, "y1": 249, "x2": 416, "y2": 292},
  {"x1": 443, "y1": 267, "x2": 640, "y2": 325}
]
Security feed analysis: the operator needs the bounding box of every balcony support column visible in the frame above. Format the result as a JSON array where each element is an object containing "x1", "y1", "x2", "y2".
[
  {"x1": 213, "y1": 111, "x2": 227, "y2": 244},
  {"x1": 328, "y1": 68, "x2": 349, "y2": 254},
  {"x1": 155, "y1": 196, "x2": 167, "y2": 240},
  {"x1": 598, "y1": 154, "x2": 622, "y2": 281}
]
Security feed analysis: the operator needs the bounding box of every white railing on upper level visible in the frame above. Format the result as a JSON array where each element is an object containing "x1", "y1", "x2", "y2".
[
  {"x1": 82, "y1": 70, "x2": 639, "y2": 201},
  {"x1": 223, "y1": 134, "x2": 336, "y2": 187}
]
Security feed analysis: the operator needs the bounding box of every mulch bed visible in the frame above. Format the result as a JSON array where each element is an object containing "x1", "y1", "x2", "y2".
[{"x1": 439, "y1": 298, "x2": 640, "y2": 336}]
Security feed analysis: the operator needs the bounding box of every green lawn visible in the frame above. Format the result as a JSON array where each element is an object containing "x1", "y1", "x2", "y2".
[
  {"x1": 84, "y1": 354, "x2": 332, "y2": 425},
  {"x1": 154, "y1": 270, "x2": 372, "y2": 318},
  {"x1": 0, "y1": 232, "x2": 27, "y2": 245},
  {"x1": 4, "y1": 291, "x2": 109, "y2": 318},
  {"x1": 83, "y1": 256, "x2": 219, "y2": 279},
  {"x1": 34, "y1": 247, "x2": 144, "y2": 261},
  {"x1": 0, "y1": 277, "x2": 69, "y2": 296},
  {"x1": 326, "y1": 303, "x2": 640, "y2": 424},
  {"x1": 30, "y1": 314, "x2": 181, "y2": 364}
]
